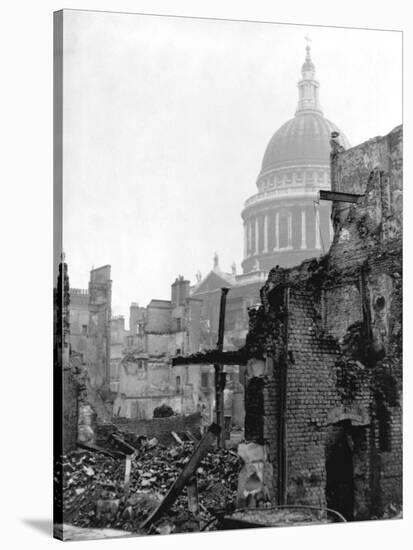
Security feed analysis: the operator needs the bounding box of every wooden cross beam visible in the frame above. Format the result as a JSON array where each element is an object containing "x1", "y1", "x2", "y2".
[
  {"x1": 172, "y1": 346, "x2": 248, "y2": 450},
  {"x1": 172, "y1": 348, "x2": 248, "y2": 367},
  {"x1": 215, "y1": 288, "x2": 229, "y2": 447},
  {"x1": 172, "y1": 287, "x2": 238, "y2": 448}
]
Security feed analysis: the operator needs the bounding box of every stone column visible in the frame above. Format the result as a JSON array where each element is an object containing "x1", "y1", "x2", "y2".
[
  {"x1": 287, "y1": 211, "x2": 292, "y2": 247},
  {"x1": 315, "y1": 204, "x2": 321, "y2": 249},
  {"x1": 244, "y1": 223, "x2": 248, "y2": 258},
  {"x1": 255, "y1": 217, "x2": 259, "y2": 254},
  {"x1": 248, "y1": 219, "x2": 252, "y2": 254},
  {"x1": 263, "y1": 214, "x2": 268, "y2": 253},
  {"x1": 301, "y1": 208, "x2": 307, "y2": 249},
  {"x1": 274, "y1": 212, "x2": 279, "y2": 250}
]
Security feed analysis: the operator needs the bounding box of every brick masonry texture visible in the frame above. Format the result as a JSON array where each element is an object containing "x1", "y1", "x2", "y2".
[
  {"x1": 63, "y1": 367, "x2": 79, "y2": 453},
  {"x1": 243, "y1": 126, "x2": 402, "y2": 519}
]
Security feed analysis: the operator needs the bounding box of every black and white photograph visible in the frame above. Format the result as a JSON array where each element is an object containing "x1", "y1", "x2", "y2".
[{"x1": 50, "y1": 6, "x2": 403, "y2": 543}]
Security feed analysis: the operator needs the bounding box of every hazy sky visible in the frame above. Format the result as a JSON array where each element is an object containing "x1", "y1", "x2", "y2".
[{"x1": 62, "y1": 10, "x2": 402, "y2": 323}]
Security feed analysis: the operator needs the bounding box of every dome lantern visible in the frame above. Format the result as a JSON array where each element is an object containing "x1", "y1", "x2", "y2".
[{"x1": 296, "y1": 36, "x2": 323, "y2": 116}]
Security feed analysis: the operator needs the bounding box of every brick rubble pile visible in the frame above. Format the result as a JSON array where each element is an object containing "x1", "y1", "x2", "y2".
[{"x1": 55, "y1": 441, "x2": 241, "y2": 534}]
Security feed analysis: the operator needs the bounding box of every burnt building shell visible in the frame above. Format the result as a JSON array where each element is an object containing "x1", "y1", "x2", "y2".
[{"x1": 243, "y1": 125, "x2": 402, "y2": 520}]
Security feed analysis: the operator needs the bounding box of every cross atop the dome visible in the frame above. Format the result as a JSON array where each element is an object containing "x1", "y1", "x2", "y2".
[
  {"x1": 296, "y1": 34, "x2": 321, "y2": 115},
  {"x1": 213, "y1": 252, "x2": 219, "y2": 269},
  {"x1": 305, "y1": 34, "x2": 312, "y2": 56}
]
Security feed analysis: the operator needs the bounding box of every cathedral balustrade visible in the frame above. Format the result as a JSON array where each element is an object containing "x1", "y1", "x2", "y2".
[{"x1": 243, "y1": 186, "x2": 319, "y2": 209}]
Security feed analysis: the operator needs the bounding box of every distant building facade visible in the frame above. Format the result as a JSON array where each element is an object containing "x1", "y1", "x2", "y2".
[
  {"x1": 69, "y1": 265, "x2": 112, "y2": 402},
  {"x1": 110, "y1": 315, "x2": 129, "y2": 393},
  {"x1": 113, "y1": 277, "x2": 204, "y2": 420}
]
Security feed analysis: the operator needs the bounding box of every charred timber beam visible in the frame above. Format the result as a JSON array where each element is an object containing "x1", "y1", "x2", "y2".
[
  {"x1": 109, "y1": 433, "x2": 137, "y2": 456},
  {"x1": 215, "y1": 287, "x2": 229, "y2": 448},
  {"x1": 140, "y1": 423, "x2": 220, "y2": 529},
  {"x1": 77, "y1": 442, "x2": 125, "y2": 459},
  {"x1": 319, "y1": 190, "x2": 364, "y2": 203},
  {"x1": 217, "y1": 288, "x2": 229, "y2": 349}
]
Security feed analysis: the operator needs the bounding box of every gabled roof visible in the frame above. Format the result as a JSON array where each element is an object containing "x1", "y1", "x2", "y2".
[{"x1": 191, "y1": 269, "x2": 234, "y2": 295}]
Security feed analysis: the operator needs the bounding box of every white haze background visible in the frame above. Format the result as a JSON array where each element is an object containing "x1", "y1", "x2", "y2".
[{"x1": 62, "y1": 11, "x2": 402, "y2": 324}]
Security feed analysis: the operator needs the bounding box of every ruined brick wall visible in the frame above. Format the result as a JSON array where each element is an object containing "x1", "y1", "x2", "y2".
[
  {"x1": 55, "y1": 261, "x2": 79, "y2": 454},
  {"x1": 284, "y1": 289, "x2": 341, "y2": 508},
  {"x1": 329, "y1": 125, "x2": 402, "y2": 269},
  {"x1": 251, "y1": 259, "x2": 401, "y2": 517},
  {"x1": 243, "y1": 295, "x2": 286, "y2": 505},
  {"x1": 323, "y1": 284, "x2": 363, "y2": 340},
  {"x1": 365, "y1": 258, "x2": 402, "y2": 513},
  {"x1": 243, "y1": 125, "x2": 402, "y2": 519},
  {"x1": 329, "y1": 126, "x2": 403, "y2": 514},
  {"x1": 62, "y1": 367, "x2": 79, "y2": 452},
  {"x1": 262, "y1": 369, "x2": 278, "y2": 503}
]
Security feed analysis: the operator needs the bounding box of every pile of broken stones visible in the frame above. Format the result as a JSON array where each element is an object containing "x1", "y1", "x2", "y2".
[{"x1": 56, "y1": 437, "x2": 241, "y2": 534}]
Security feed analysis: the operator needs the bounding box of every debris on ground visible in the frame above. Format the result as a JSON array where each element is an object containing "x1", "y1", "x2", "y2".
[
  {"x1": 54, "y1": 523, "x2": 133, "y2": 541},
  {"x1": 377, "y1": 503, "x2": 403, "y2": 520},
  {"x1": 56, "y1": 440, "x2": 241, "y2": 534},
  {"x1": 228, "y1": 507, "x2": 334, "y2": 527}
]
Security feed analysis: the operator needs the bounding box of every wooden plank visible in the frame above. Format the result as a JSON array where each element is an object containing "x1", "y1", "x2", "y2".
[
  {"x1": 187, "y1": 475, "x2": 199, "y2": 514},
  {"x1": 110, "y1": 433, "x2": 137, "y2": 456},
  {"x1": 185, "y1": 430, "x2": 198, "y2": 443},
  {"x1": 171, "y1": 431, "x2": 184, "y2": 445},
  {"x1": 124, "y1": 455, "x2": 132, "y2": 489}
]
